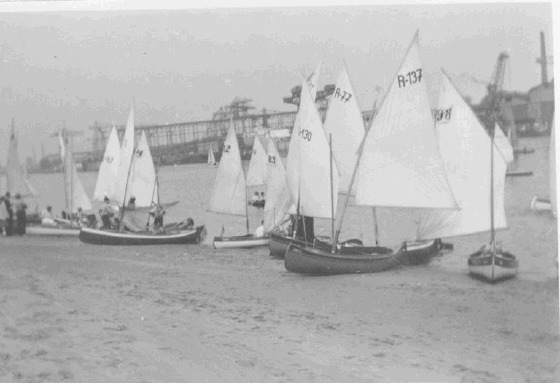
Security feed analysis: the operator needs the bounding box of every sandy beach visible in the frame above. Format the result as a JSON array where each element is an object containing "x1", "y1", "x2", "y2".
[{"x1": 0, "y1": 235, "x2": 557, "y2": 383}]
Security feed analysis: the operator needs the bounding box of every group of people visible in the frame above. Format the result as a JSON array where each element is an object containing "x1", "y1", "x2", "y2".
[
  {"x1": 249, "y1": 191, "x2": 266, "y2": 207},
  {"x1": 40, "y1": 205, "x2": 93, "y2": 227},
  {"x1": 0, "y1": 192, "x2": 28, "y2": 236},
  {"x1": 99, "y1": 196, "x2": 167, "y2": 232}
]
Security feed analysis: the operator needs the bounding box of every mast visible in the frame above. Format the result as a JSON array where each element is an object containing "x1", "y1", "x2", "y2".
[
  {"x1": 329, "y1": 134, "x2": 335, "y2": 252},
  {"x1": 490, "y1": 125, "x2": 496, "y2": 251},
  {"x1": 147, "y1": 154, "x2": 162, "y2": 226}
]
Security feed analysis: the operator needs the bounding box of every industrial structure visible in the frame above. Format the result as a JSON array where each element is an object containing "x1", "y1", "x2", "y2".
[{"x1": 35, "y1": 32, "x2": 554, "y2": 173}]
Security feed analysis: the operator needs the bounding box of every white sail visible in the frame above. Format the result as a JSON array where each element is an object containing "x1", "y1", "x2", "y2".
[
  {"x1": 417, "y1": 71, "x2": 508, "y2": 240},
  {"x1": 263, "y1": 136, "x2": 291, "y2": 232},
  {"x1": 208, "y1": 122, "x2": 247, "y2": 216},
  {"x1": 306, "y1": 60, "x2": 322, "y2": 101},
  {"x1": 354, "y1": 33, "x2": 457, "y2": 209},
  {"x1": 285, "y1": 80, "x2": 339, "y2": 219},
  {"x1": 550, "y1": 115, "x2": 557, "y2": 216},
  {"x1": 323, "y1": 64, "x2": 365, "y2": 194},
  {"x1": 6, "y1": 123, "x2": 38, "y2": 197},
  {"x1": 63, "y1": 142, "x2": 92, "y2": 213},
  {"x1": 207, "y1": 147, "x2": 217, "y2": 165},
  {"x1": 124, "y1": 131, "x2": 158, "y2": 208},
  {"x1": 93, "y1": 126, "x2": 121, "y2": 201},
  {"x1": 246, "y1": 135, "x2": 268, "y2": 187},
  {"x1": 114, "y1": 108, "x2": 135, "y2": 205},
  {"x1": 494, "y1": 123, "x2": 514, "y2": 164}
]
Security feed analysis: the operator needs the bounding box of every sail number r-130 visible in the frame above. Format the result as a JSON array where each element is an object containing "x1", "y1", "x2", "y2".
[
  {"x1": 397, "y1": 69, "x2": 423, "y2": 88},
  {"x1": 299, "y1": 128, "x2": 312, "y2": 142}
]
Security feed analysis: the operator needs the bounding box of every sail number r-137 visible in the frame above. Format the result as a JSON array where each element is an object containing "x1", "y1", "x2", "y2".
[{"x1": 397, "y1": 69, "x2": 423, "y2": 88}]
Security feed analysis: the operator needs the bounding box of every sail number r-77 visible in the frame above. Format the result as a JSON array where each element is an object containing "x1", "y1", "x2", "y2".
[{"x1": 397, "y1": 69, "x2": 423, "y2": 88}]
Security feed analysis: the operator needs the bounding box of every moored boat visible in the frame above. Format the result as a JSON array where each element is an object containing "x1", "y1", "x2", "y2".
[
  {"x1": 468, "y1": 246, "x2": 519, "y2": 283},
  {"x1": 79, "y1": 226, "x2": 206, "y2": 245},
  {"x1": 213, "y1": 234, "x2": 269, "y2": 249},
  {"x1": 285, "y1": 242, "x2": 402, "y2": 275}
]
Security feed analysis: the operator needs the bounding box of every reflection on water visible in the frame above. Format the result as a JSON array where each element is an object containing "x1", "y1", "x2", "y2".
[{"x1": 1, "y1": 136, "x2": 557, "y2": 281}]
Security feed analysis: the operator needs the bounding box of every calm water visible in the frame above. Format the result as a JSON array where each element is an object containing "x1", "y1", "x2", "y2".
[{"x1": 2, "y1": 135, "x2": 557, "y2": 281}]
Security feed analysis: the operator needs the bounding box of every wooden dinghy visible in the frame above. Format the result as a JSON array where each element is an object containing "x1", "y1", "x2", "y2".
[
  {"x1": 79, "y1": 225, "x2": 206, "y2": 246},
  {"x1": 213, "y1": 234, "x2": 269, "y2": 249},
  {"x1": 468, "y1": 246, "x2": 518, "y2": 283},
  {"x1": 27, "y1": 224, "x2": 81, "y2": 237},
  {"x1": 284, "y1": 242, "x2": 404, "y2": 276},
  {"x1": 269, "y1": 232, "x2": 310, "y2": 258}
]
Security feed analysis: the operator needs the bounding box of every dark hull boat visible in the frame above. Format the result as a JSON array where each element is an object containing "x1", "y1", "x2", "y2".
[
  {"x1": 79, "y1": 225, "x2": 206, "y2": 245},
  {"x1": 285, "y1": 242, "x2": 403, "y2": 275},
  {"x1": 213, "y1": 234, "x2": 269, "y2": 249},
  {"x1": 468, "y1": 247, "x2": 518, "y2": 283},
  {"x1": 269, "y1": 232, "x2": 310, "y2": 258}
]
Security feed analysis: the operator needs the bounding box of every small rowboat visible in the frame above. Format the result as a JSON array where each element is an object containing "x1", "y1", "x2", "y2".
[
  {"x1": 468, "y1": 246, "x2": 518, "y2": 283},
  {"x1": 530, "y1": 196, "x2": 552, "y2": 212},
  {"x1": 213, "y1": 234, "x2": 269, "y2": 249},
  {"x1": 79, "y1": 225, "x2": 206, "y2": 246}
]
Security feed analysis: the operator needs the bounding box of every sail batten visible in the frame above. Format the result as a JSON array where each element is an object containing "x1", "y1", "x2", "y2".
[
  {"x1": 417, "y1": 71, "x2": 508, "y2": 240},
  {"x1": 208, "y1": 123, "x2": 247, "y2": 216},
  {"x1": 355, "y1": 36, "x2": 457, "y2": 210}
]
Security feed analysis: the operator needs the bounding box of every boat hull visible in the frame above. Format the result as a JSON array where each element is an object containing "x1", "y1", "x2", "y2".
[
  {"x1": 269, "y1": 232, "x2": 310, "y2": 258},
  {"x1": 79, "y1": 226, "x2": 206, "y2": 245},
  {"x1": 27, "y1": 225, "x2": 80, "y2": 237},
  {"x1": 285, "y1": 242, "x2": 403, "y2": 275},
  {"x1": 468, "y1": 248, "x2": 518, "y2": 283},
  {"x1": 213, "y1": 235, "x2": 269, "y2": 249},
  {"x1": 506, "y1": 170, "x2": 533, "y2": 177},
  {"x1": 398, "y1": 239, "x2": 449, "y2": 266}
]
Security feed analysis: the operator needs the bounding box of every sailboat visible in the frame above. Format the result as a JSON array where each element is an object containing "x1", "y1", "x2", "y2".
[
  {"x1": 285, "y1": 32, "x2": 456, "y2": 275},
  {"x1": 210, "y1": 121, "x2": 270, "y2": 249},
  {"x1": 418, "y1": 69, "x2": 517, "y2": 283},
  {"x1": 27, "y1": 130, "x2": 93, "y2": 236},
  {"x1": 79, "y1": 108, "x2": 205, "y2": 245},
  {"x1": 207, "y1": 147, "x2": 218, "y2": 166},
  {"x1": 6, "y1": 120, "x2": 39, "y2": 199},
  {"x1": 531, "y1": 115, "x2": 556, "y2": 214}
]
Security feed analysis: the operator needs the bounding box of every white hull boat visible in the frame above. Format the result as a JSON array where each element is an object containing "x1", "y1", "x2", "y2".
[{"x1": 213, "y1": 235, "x2": 269, "y2": 249}]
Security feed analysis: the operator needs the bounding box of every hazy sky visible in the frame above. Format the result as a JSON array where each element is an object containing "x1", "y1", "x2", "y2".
[{"x1": 0, "y1": 1, "x2": 555, "y2": 161}]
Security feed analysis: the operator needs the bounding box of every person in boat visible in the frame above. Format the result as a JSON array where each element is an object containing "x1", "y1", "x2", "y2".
[
  {"x1": 250, "y1": 191, "x2": 260, "y2": 206},
  {"x1": 3, "y1": 192, "x2": 13, "y2": 236},
  {"x1": 127, "y1": 196, "x2": 136, "y2": 210},
  {"x1": 149, "y1": 204, "x2": 166, "y2": 229},
  {"x1": 185, "y1": 218, "x2": 194, "y2": 230},
  {"x1": 254, "y1": 220, "x2": 265, "y2": 238},
  {"x1": 40, "y1": 206, "x2": 57, "y2": 227},
  {"x1": 13, "y1": 193, "x2": 27, "y2": 236},
  {"x1": 100, "y1": 196, "x2": 114, "y2": 229}
]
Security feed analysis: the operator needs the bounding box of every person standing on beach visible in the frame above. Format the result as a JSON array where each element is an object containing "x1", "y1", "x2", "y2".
[
  {"x1": 100, "y1": 196, "x2": 114, "y2": 229},
  {"x1": 3, "y1": 192, "x2": 14, "y2": 236},
  {"x1": 13, "y1": 193, "x2": 27, "y2": 235},
  {"x1": 0, "y1": 196, "x2": 8, "y2": 235}
]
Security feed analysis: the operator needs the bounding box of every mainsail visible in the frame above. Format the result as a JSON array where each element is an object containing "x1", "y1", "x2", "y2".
[
  {"x1": 207, "y1": 147, "x2": 217, "y2": 165},
  {"x1": 6, "y1": 121, "x2": 38, "y2": 197},
  {"x1": 263, "y1": 136, "x2": 291, "y2": 232},
  {"x1": 114, "y1": 108, "x2": 135, "y2": 205},
  {"x1": 322, "y1": 64, "x2": 365, "y2": 194},
  {"x1": 306, "y1": 60, "x2": 322, "y2": 101},
  {"x1": 416, "y1": 71, "x2": 508, "y2": 239},
  {"x1": 494, "y1": 123, "x2": 514, "y2": 164},
  {"x1": 59, "y1": 131, "x2": 92, "y2": 213},
  {"x1": 246, "y1": 135, "x2": 268, "y2": 187},
  {"x1": 93, "y1": 126, "x2": 121, "y2": 201},
  {"x1": 285, "y1": 80, "x2": 339, "y2": 219},
  {"x1": 354, "y1": 33, "x2": 457, "y2": 210},
  {"x1": 208, "y1": 122, "x2": 247, "y2": 216},
  {"x1": 124, "y1": 131, "x2": 158, "y2": 208}
]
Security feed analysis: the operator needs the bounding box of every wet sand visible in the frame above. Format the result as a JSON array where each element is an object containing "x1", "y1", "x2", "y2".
[{"x1": 0, "y1": 235, "x2": 558, "y2": 382}]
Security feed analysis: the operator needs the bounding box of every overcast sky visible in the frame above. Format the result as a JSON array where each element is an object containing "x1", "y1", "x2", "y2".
[{"x1": 0, "y1": 1, "x2": 555, "y2": 161}]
